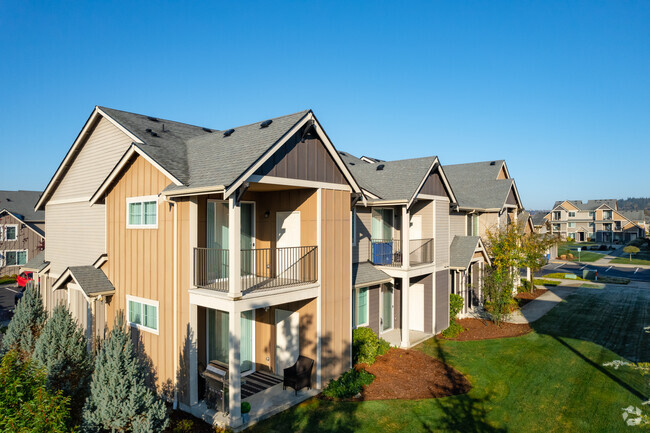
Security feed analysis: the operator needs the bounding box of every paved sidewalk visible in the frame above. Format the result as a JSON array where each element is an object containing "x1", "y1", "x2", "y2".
[{"x1": 506, "y1": 283, "x2": 584, "y2": 324}]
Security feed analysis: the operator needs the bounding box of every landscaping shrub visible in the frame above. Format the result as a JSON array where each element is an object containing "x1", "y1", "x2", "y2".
[
  {"x1": 352, "y1": 327, "x2": 390, "y2": 366},
  {"x1": 0, "y1": 275, "x2": 16, "y2": 285},
  {"x1": 441, "y1": 293, "x2": 467, "y2": 338},
  {"x1": 171, "y1": 419, "x2": 195, "y2": 433},
  {"x1": 518, "y1": 279, "x2": 532, "y2": 293},
  {"x1": 0, "y1": 349, "x2": 72, "y2": 432},
  {"x1": 533, "y1": 279, "x2": 560, "y2": 286},
  {"x1": 2, "y1": 286, "x2": 47, "y2": 359},
  {"x1": 441, "y1": 321, "x2": 465, "y2": 339},
  {"x1": 322, "y1": 368, "x2": 375, "y2": 399}
]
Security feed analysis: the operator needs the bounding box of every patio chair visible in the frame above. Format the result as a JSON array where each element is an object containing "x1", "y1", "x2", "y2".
[{"x1": 283, "y1": 355, "x2": 314, "y2": 395}]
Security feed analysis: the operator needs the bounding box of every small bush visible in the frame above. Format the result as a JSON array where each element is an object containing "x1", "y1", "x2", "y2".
[
  {"x1": 449, "y1": 293, "x2": 464, "y2": 322},
  {"x1": 322, "y1": 368, "x2": 375, "y2": 399},
  {"x1": 518, "y1": 279, "x2": 532, "y2": 293},
  {"x1": 241, "y1": 401, "x2": 251, "y2": 414},
  {"x1": 534, "y1": 279, "x2": 560, "y2": 286},
  {"x1": 172, "y1": 419, "x2": 195, "y2": 433},
  {"x1": 441, "y1": 321, "x2": 465, "y2": 339},
  {"x1": 352, "y1": 327, "x2": 390, "y2": 366},
  {"x1": 0, "y1": 275, "x2": 16, "y2": 285}
]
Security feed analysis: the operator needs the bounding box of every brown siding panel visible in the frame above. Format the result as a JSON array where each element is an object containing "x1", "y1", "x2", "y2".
[
  {"x1": 435, "y1": 271, "x2": 449, "y2": 332},
  {"x1": 0, "y1": 212, "x2": 44, "y2": 276},
  {"x1": 420, "y1": 170, "x2": 448, "y2": 197},
  {"x1": 368, "y1": 285, "x2": 380, "y2": 335}
]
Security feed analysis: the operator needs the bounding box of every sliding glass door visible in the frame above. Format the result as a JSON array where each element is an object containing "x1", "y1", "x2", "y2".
[
  {"x1": 206, "y1": 201, "x2": 255, "y2": 280},
  {"x1": 207, "y1": 309, "x2": 254, "y2": 374}
]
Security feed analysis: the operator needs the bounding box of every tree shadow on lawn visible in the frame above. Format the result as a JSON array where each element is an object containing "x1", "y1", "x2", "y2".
[
  {"x1": 418, "y1": 338, "x2": 508, "y2": 433},
  {"x1": 531, "y1": 285, "x2": 650, "y2": 363}
]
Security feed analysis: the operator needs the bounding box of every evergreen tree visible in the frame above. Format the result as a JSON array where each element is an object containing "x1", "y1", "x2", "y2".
[
  {"x1": 82, "y1": 313, "x2": 168, "y2": 433},
  {"x1": 34, "y1": 304, "x2": 93, "y2": 424},
  {"x1": 2, "y1": 286, "x2": 47, "y2": 359}
]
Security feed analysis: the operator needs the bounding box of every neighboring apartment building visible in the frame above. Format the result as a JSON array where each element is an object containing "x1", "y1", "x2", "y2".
[
  {"x1": 339, "y1": 153, "x2": 456, "y2": 348},
  {"x1": 34, "y1": 106, "x2": 364, "y2": 428},
  {"x1": 0, "y1": 190, "x2": 45, "y2": 276},
  {"x1": 443, "y1": 160, "x2": 524, "y2": 316},
  {"x1": 544, "y1": 200, "x2": 645, "y2": 243}
]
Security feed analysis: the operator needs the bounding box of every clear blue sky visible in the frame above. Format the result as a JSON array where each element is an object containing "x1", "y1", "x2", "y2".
[{"x1": 1, "y1": 1, "x2": 649, "y2": 209}]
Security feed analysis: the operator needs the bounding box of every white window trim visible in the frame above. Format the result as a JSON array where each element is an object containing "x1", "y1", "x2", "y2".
[
  {"x1": 126, "y1": 295, "x2": 159, "y2": 335},
  {"x1": 568, "y1": 212, "x2": 576, "y2": 217},
  {"x1": 4, "y1": 224, "x2": 18, "y2": 241},
  {"x1": 126, "y1": 195, "x2": 159, "y2": 229},
  {"x1": 2, "y1": 249, "x2": 28, "y2": 267},
  {"x1": 353, "y1": 287, "x2": 369, "y2": 328}
]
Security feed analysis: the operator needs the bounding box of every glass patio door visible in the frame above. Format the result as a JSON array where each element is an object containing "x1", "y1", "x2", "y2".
[
  {"x1": 381, "y1": 285, "x2": 393, "y2": 331},
  {"x1": 207, "y1": 309, "x2": 254, "y2": 374},
  {"x1": 206, "y1": 201, "x2": 254, "y2": 279}
]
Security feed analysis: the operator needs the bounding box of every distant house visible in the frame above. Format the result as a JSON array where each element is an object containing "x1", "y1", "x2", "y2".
[
  {"x1": 543, "y1": 200, "x2": 645, "y2": 243},
  {"x1": 0, "y1": 190, "x2": 45, "y2": 276}
]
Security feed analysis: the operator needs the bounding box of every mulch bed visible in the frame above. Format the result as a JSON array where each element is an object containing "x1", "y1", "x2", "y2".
[
  {"x1": 442, "y1": 318, "x2": 532, "y2": 341},
  {"x1": 515, "y1": 287, "x2": 548, "y2": 308},
  {"x1": 357, "y1": 348, "x2": 471, "y2": 400}
]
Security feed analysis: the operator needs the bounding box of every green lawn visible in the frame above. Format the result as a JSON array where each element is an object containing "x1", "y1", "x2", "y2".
[
  {"x1": 610, "y1": 256, "x2": 650, "y2": 266},
  {"x1": 557, "y1": 242, "x2": 607, "y2": 262},
  {"x1": 249, "y1": 286, "x2": 649, "y2": 433}
]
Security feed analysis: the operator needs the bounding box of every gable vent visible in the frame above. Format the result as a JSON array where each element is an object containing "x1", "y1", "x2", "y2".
[
  {"x1": 147, "y1": 116, "x2": 158, "y2": 122},
  {"x1": 376, "y1": 164, "x2": 385, "y2": 171},
  {"x1": 202, "y1": 127, "x2": 213, "y2": 133},
  {"x1": 490, "y1": 161, "x2": 496, "y2": 165},
  {"x1": 260, "y1": 119, "x2": 273, "y2": 128},
  {"x1": 223, "y1": 129, "x2": 235, "y2": 137}
]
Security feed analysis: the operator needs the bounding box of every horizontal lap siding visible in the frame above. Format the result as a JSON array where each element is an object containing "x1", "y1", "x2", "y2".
[
  {"x1": 0, "y1": 213, "x2": 43, "y2": 276},
  {"x1": 412, "y1": 201, "x2": 434, "y2": 239},
  {"x1": 320, "y1": 189, "x2": 351, "y2": 382},
  {"x1": 105, "y1": 155, "x2": 180, "y2": 395},
  {"x1": 45, "y1": 202, "x2": 106, "y2": 275},
  {"x1": 450, "y1": 212, "x2": 466, "y2": 237}
]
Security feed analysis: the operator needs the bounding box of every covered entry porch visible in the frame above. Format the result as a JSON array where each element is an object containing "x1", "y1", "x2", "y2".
[{"x1": 186, "y1": 288, "x2": 319, "y2": 428}]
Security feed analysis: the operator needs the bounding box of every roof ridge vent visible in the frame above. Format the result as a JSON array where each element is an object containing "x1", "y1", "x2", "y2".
[
  {"x1": 260, "y1": 119, "x2": 273, "y2": 128},
  {"x1": 147, "y1": 116, "x2": 158, "y2": 122},
  {"x1": 223, "y1": 129, "x2": 235, "y2": 137},
  {"x1": 376, "y1": 164, "x2": 385, "y2": 171}
]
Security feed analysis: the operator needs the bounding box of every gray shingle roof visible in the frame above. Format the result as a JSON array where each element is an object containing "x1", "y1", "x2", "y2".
[
  {"x1": 352, "y1": 262, "x2": 392, "y2": 288},
  {"x1": 450, "y1": 236, "x2": 481, "y2": 269},
  {"x1": 531, "y1": 211, "x2": 548, "y2": 226},
  {"x1": 338, "y1": 152, "x2": 436, "y2": 201},
  {"x1": 444, "y1": 162, "x2": 514, "y2": 210},
  {"x1": 553, "y1": 199, "x2": 618, "y2": 211},
  {"x1": 21, "y1": 251, "x2": 48, "y2": 272},
  {"x1": 68, "y1": 266, "x2": 115, "y2": 296},
  {"x1": 0, "y1": 190, "x2": 44, "y2": 221},
  {"x1": 98, "y1": 107, "x2": 311, "y2": 192},
  {"x1": 619, "y1": 210, "x2": 645, "y2": 222}
]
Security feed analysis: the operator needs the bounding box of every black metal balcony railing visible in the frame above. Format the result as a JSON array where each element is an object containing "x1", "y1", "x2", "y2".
[
  {"x1": 369, "y1": 238, "x2": 434, "y2": 267},
  {"x1": 194, "y1": 246, "x2": 318, "y2": 293}
]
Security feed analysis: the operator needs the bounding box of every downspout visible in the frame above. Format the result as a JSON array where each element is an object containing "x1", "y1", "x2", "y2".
[{"x1": 161, "y1": 195, "x2": 179, "y2": 409}]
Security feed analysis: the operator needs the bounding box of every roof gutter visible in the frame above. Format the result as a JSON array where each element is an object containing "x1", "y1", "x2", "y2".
[{"x1": 161, "y1": 185, "x2": 226, "y2": 198}]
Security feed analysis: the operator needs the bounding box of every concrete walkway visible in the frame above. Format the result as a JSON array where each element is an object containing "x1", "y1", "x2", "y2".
[{"x1": 506, "y1": 283, "x2": 586, "y2": 324}]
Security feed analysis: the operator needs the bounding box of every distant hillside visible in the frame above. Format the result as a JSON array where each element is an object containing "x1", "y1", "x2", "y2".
[{"x1": 617, "y1": 197, "x2": 650, "y2": 212}]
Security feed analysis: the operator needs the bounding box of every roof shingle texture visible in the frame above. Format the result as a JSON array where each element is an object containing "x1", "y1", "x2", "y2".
[
  {"x1": 0, "y1": 190, "x2": 44, "y2": 221},
  {"x1": 352, "y1": 262, "x2": 392, "y2": 287},
  {"x1": 553, "y1": 199, "x2": 618, "y2": 211},
  {"x1": 338, "y1": 152, "x2": 436, "y2": 201},
  {"x1": 22, "y1": 251, "x2": 47, "y2": 271},
  {"x1": 68, "y1": 266, "x2": 115, "y2": 296},
  {"x1": 98, "y1": 107, "x2": 310, "y2": 192},
  {"x1": 450, "y1": 236, "x2": 481, "y2": 269},
  {"x1": 443, "y1": 161, "x2": 513, "y2": 210}
]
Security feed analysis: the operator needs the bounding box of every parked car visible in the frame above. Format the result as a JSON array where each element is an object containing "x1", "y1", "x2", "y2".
[{"x1": 14, "y1": 272, "x2": 34, "y2": 306}]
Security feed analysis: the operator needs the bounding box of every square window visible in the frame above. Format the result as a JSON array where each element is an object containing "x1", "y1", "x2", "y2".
[
  {"x1": 5, "y1": 226, "x2": 16, "y2": 241},
  {"x1": 127, "y1": 197, "x2": 157, "y2": 228}
]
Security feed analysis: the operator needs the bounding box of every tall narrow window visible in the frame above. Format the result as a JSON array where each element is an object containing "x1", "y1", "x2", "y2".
[
  {"x1": 5, "y1": 225, "x2": 17, "y2": 241},
  {"x1": 127, "y1": 196, "x2": 158, "y2": 228},
  {"x1": 353, "y1": 287, "x2": 369, "y2": 327},
  {"x1": 472, "y1": 215, "x2": 479, "y2": 236}
]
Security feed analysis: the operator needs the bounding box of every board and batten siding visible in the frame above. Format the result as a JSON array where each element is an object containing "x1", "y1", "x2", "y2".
[
  {"x1": 352, "y1": 207, "x2": 372, "y2": 264},
  {"x1": 435, "y1": 199, "x2": 450, "y2": 266},
  {"x1": 104, "y1": 155, "x2": 189, "y2": 394},
  {"x1": 45, "y1": 116, "x2": 133, "y2": 275},
  {"x1": 320, "y1": 189, "x2": 352, "y2": 382},
  {"x1": 0, "y1": 212, "x2": 44, "y2": 276}
]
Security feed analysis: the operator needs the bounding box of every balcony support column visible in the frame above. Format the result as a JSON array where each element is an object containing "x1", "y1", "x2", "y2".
[
  {"x1": 400, "y1": 277, "x2": 411, "y2": 348},
  {"x1": 228, "y1": 302, "x2": 242, "y2": 427},
  {"x1": 228, "y1": 196, "x2": 242, "y2": 298},
  {"x1": 401, "y1": 206, "x2": 410, "y2": 270}
]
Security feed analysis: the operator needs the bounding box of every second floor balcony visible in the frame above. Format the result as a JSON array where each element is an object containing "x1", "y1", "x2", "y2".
[
  {"x1": 368, "y1": 238, "x2": 434, "y2": 268},
  {"x1": 194, "y1": 245, "x2": 318, "y2": 294}
]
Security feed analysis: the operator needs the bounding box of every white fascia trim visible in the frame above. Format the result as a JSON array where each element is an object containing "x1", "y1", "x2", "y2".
[
  {"x1": 52, "y1": 268, "x2": 72, "y2": 291},
  {"x1": 477, "y1": 238, "x2": 492, "y2": 266},
  {"x1": 96, "y1": 107, "x2": 144, "y2": 144},
  {"x1": 90, "y1": 144, "x2": 183, "y2": 206},
  {"x1": 362, "y1": 189, "x2": 379, "y2": 200},
  {"x1": 188, "y1": 284, "x2": 319, "y2": 312},
  {"x1": 409, "y1": 158, "x2": 457, "y2": 210},
  {"x1": 366, "y1": 199, "x2": 408, "y2": 206},
  {"x1": 162, "y1": 186, "x2": 226, "y2": 198},
  {"x1": 224, "y1": 113, "x2": 313, "y2": 199},
  {"x1": 93, "y1": 254, "x2": 108, "y2": 269},
  {"x1": 500, "y1": 161, "x2": 511, "y2": 179},
  {"x1": 247, "y1": 175, "x2": 352, "y2": 192},
  {"x1": 436, "y1": 163, "x2": 459, "y2": 204}
]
